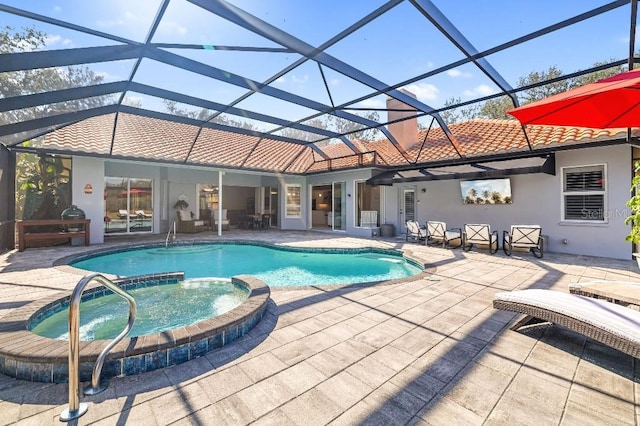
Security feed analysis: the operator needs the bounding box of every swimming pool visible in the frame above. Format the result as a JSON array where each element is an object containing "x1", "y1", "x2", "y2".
[
  {"x1": 29, "y1": 278, "x2": 249, "y2": 340},
  {"x1": 70, "y1": 242, "x2": 423, "y2": 286}
]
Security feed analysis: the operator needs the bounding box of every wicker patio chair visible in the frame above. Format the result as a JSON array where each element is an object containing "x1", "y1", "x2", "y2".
[{"x1": 493, "y1": 289, "x2": 640, "y2": 358}]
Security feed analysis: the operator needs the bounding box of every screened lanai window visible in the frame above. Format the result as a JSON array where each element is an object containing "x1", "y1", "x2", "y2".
[{"x1": 562, "y1": 165, "x2": 606, "y2": 222}]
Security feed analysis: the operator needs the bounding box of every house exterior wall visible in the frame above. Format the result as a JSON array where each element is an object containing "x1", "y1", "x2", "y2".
[
  {"x1": 72, "y1": 156, "x2": 105, "y2": 244},
  {"x1": 382, "y1": 145, "x2": 632, "y2": 259},
  {"x1": 71, "y1": 144, "x2": 632, "y2": 260},
  {"x1": 0, "y1": 145, "x2": 15, "y2": 251}
]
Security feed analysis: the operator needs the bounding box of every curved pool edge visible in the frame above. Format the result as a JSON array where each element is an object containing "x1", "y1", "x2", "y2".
[
  {"x1": 0, "y1": 273, "x2": 270, "y2": 383},
  {"x1": 52, "y1": 239, "x2": 430, "y2": 288}
]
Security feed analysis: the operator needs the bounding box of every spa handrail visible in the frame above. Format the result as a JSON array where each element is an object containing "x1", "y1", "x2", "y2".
[
  {"x1": 165, "y1": 219, "x2": 176, "y2": 247},
  {"x1": 60, "y1": 273, "x2": 137, "y2": 422}
]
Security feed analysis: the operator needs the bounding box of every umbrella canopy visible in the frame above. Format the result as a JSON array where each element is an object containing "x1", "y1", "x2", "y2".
[{"x1": 507, "y1": 68, "x2": 640, "y2": 128}]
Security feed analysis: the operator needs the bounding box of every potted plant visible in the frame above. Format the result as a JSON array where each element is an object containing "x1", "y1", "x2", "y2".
[
  {"x1": 625, "y1": 161, "x2": 640, "y2": 267},
  {"x1": 173, "y1": 194, "x2": 189, "y2": 210}
]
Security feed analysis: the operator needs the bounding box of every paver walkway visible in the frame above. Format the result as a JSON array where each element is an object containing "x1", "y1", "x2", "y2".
[{"x1": 0, "y1": 230, "x2": 638, "y2": 425}]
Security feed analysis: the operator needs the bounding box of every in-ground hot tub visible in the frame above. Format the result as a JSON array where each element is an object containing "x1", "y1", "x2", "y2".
[{"x1": 0, "y1": 272, "x2": 269, "y2": 383}]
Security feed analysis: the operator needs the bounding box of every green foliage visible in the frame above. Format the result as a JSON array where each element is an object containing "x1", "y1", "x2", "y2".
[
  {"x1": 3, "y1": 25, "x2": 104, "y2": 219},
  {"x1": 0, "y1": 26, "x2": 107, "y2": 126},
  {"x1": 625, "y1": 161, "x2": 640, "y2": 244}
]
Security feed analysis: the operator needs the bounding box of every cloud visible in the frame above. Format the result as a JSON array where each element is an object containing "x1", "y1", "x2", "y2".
[
  {"x1": 95, "y1": 71, "x2": 119, "y2": 81},
  {"x1": 402, "y1": 83, "x2": 439, "y2": 101},
  {"x1": 447, "y1": 69, "x2": 472, "y2": 78},
  {"x1": 275, "y1": 76, "x2": 287, "y2": 84},
  {"x1": 53, "y1": 5, "x2": 61, "y2": 13},
  {"x1": 44, "y1": 35, "x2": 73, "y2": 48},
  {"x1": 329, "y1": 78, "x2": 340, "y2": 86},
  {"x1": 463, "y1": 84, "x2": 497, "y2": 97},
  {"x1": 158, "y1": 20, "x2": 187, "y2": 36},
  {"x1": 355, "y1": 98, "x2": 385, "y2": 109},
  {"x1": 291, "y1": 74, "x2": 309, "y2": 84}
]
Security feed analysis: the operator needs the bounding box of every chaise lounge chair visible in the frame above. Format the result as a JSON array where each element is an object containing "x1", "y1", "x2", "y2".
[
  {"x1": 493, "y1": 289, "x2": 640, "y2": 358},
  {"x1": 135, "y1": 209, "x2": 153, "y2": 219},
  {"x1": 426, "y1": 221, "x2": 462, "y2": 248},
  {"x1": 503, "y1": 225, "x2": 543, "y2": 258},
  {"x1": 462, "y1": 223, "x2": 498, "y2": 254},
  {"x1": 405, "y1": 220, "x2": 427, "y2": 242},
  {"x1": 118, "y1": 209, "x2": 129, "y2": 219}
]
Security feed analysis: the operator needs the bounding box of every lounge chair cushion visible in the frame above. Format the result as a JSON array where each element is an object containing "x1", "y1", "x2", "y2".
[
  {"x1": 494, "y1": 289, "x2": 640, "y2": 357},
  {"x1": 178, "y1": 210, "x2": 191, "y2": 221}
]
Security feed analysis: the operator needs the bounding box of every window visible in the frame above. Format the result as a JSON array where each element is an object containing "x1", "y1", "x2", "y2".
[
  {"x1": 285, "y1": 184, "x2": 301, "y2": 218},
  {"x1": 562, "y1": 165, "x2": 605, "y2": 222}
]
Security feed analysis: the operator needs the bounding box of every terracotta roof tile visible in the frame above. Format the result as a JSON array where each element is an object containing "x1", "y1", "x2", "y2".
[
  {"x1": 41, "y1": 113, "x2": 114, "y2": 154},
  {"x1": 242, "y1": 138, "x2": 306, "y2": 172},
  {"x1": 112, "y1": 114, "x2": 197, "y2": 161},
  {"x1": 190, "y1": 128, "x2": 258, "y2": 167},
  {"x1": 38, "y1": 114, "x2": 636, "y2": 173}
]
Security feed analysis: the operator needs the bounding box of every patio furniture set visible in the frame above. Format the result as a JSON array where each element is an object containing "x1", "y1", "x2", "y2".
[{"x1": 406, "y1": 220, "x2": 544, "y2": 258}]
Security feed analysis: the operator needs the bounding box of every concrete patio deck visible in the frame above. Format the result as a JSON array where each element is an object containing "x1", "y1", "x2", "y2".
[{"x1": 0, "y1": 230, "x2": 639, "y2": 425}]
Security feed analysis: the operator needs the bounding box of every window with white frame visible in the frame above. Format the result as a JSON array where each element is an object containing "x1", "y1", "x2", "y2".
[
  {"x1": 285, "y1": 184, "x2": 301, "y2": 218},
  {"x1": 562, "y1": 164, "x2": 606, "y2": 222}
]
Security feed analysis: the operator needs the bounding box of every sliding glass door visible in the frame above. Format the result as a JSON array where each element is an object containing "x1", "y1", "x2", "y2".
[{"x1": 104, "y1": 177, "x2": 153, "y2": 234}]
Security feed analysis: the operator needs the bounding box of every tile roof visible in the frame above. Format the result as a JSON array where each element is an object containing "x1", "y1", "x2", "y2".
[{"x1": 35, "y1": 113, "x2": 635, "y2": 174}]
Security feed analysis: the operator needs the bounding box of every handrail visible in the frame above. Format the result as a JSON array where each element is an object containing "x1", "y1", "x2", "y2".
[
  {"x1": 165, "y1": 219, "x2": 176, "y2": 247},
  {"x1": 60, "y1": 273, "x2": 137, "y2": 422}
]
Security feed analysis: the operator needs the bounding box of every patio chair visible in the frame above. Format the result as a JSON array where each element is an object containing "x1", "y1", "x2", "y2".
[
  {"x1": 176, "y1": 210, "x2": 206, "y2": 233},
  {"x1": 462, "y1": 223, "x2": 498, "y2": 253},
  {"x1": 493, "y1": 289, "x2": 640, "y2": 358},
  {"x1": 118, "y1": 209, "x2": 129, "y2": 219},
  {"x1": 213, "y1": 209, "x2": 230, "y2": 231},
  {"x1": 405, "y1": 220, "x2": 427, "y2": 242},
  {"x1": 426, "y1": 221, "x2": 462, "y2": 248},
  {"x1": 260, "y1": 213, "x2": 271, "y2": 230},
  {"x1": 503, "y1": 225, "x2": 543, "y2": 258}
]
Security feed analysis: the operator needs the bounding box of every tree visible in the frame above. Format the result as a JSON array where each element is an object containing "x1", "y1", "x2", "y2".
[
  {"x1": 473, "y1": 63, "x2": 627, "y2": 120},
  {"x1": 2, "y1": 26, "x2": 108, "y2": 220},
  {"x1": 440, "y1": 97, "x2": 480, "y2": 124},
  {"x1": 0, "y1": 26, "x2": 107, "y2": 126}
]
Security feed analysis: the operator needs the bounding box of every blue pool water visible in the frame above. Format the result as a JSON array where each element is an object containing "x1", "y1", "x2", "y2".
[
  {"x1": 30, "y1": 278, "x2": 248, "y2": 340},
  {"x1": 70, "y1": 243, "x2": 422, "y2": 287}
]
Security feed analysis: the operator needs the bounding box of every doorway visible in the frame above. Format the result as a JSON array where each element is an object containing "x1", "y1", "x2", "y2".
[
  {"x1": 310, "y1": 182, "x2": 346, "y2": 231},
  {"x1": 400, "y1": 187, "x2": 416, "y2": 235}
]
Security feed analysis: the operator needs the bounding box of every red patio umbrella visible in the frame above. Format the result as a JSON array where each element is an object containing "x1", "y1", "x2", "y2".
[{"x1": 507, "y1": 68, "x2": 640, "y2": 128}]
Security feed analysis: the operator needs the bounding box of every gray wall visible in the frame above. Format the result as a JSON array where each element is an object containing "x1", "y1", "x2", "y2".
[{"x1": 385, "y1": 145, "x2": 632, "y2": 259}]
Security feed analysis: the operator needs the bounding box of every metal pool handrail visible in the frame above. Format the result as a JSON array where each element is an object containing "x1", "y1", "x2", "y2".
[
  {"x1": 60, "y1": 273, "x2": 137, "y2": 422},
  {"x1": 165, "y1": 219, "x2": 176, "y2": 247}
]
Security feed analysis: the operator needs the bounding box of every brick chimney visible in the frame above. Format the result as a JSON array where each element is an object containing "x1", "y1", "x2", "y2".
[{"x1": 386, "y1": 88, "x2": 418, "y2": 151}]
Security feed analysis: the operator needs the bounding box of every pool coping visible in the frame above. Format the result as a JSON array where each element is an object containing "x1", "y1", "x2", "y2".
[{"x1": 0, "y1": 273, "x2": 270, "y2": 383}]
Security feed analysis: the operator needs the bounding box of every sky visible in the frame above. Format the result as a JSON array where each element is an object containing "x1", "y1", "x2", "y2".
[{"x1": 1, "y1": 0, "x2": 637, "y2": 133}]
